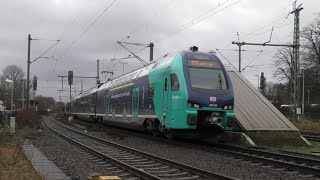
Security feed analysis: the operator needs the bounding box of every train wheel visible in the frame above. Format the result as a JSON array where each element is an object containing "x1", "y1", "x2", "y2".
[{"x1": 152, "y1": 119, "x2": 161, "y2": 137}]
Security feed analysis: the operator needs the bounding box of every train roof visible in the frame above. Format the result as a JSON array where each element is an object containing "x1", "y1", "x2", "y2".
[
  {"x1": 74, "y1": 86, "x2": 99, "y2": 100},
  {"x1": 97, "y1": 49, "x2": 221, "y2": 91},
  {"x1": 98, "y1": 51, "x2": 180, "y2": 91}
]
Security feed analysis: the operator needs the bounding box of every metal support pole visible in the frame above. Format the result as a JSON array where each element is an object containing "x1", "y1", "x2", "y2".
[
  {"x1": 290, "y1": 5, "x2": 303, "y2": 119},
  {"x1": 238, "y1": 45, "x2": 241, "y2": 72},
  {"x1": 302, "y1": 69, "x2": 305, "y2": 117},
  {"x1": 59, "y1": 90, "x2": 61, "y2": 116},
  {"x1": 150, "y1": 42, "x2": 154, "y2": 61},
  {"x1": 21, "y1": 79, "x2": 25, "y2": 109},
  {"x1": 255, "y1": 75, "x2": 260, "y2": 90},
  {"x1": 81, "y1": 80, "x2": 83, "y2": 93},
  {"x1": 97, "y1": 59, "x2": 100, "y2": 85},
  {"x1": 62, "y1": 77, "x2": 64, "y2": 91},
  {"x1": 69, "y1": 84, "x2": 72, "y2": 117},
  {"x1": 10, "y1": 85, "x2": 13, "y2": 112},
  {"x1": 26, "y1": 34, "x2": 31, "y2": 109}
]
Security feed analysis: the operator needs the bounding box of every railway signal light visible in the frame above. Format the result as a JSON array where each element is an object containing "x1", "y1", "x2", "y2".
[
  {"x1": 33, "y1": 76, "x2": 37, "y2": 91},
  {"x1": 68, "y1": 71, "x2": 73, "y2": 85}
]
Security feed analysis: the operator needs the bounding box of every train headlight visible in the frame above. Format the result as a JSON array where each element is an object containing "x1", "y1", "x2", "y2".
[
  {"x1": 187, "y1": 101, "x2": 201, "y2": 108},
  {"x1": 223, "y1": 105, "x2": 233, "y2": 110},
  {"x1": 193, "y1": 104, "x2": 200, "y2": 108}
]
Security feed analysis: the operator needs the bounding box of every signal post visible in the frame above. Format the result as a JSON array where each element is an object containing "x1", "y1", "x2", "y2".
[{"x1": 68, "y1": 71, "x2": 73, "y2": 121}]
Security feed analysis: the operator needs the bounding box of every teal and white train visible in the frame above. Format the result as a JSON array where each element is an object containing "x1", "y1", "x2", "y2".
[{"x1": 66, "y1": 47, "x2": 238, "y2": 138}]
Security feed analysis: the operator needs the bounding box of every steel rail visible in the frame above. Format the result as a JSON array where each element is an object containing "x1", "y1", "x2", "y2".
[
  {"x1": 205, "y1": 144, "x2": 320, "y2": 176},
  {"x1": 302, "y1": 135, "x2": 320, "y2": 142},
  {"x1": 44, "y1": 119, "x2": 161, "y2": 180},
  {"x1": 49, "y1": 118, "x2": 238, "y2": 180},
  {"x1": 165, "y1": 139, "x2": 320, "y2": 177}
]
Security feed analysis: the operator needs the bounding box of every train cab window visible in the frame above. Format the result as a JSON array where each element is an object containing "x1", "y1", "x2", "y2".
[
  {"x1": 148, "y1": 84, "x2": 154, "y2": 97},
  {"x1": 170, "y1": 74, "x2": 179, "y2": 91},
  {"x1": 164, "y1": 78, "x2": 168, "y2": 91}
]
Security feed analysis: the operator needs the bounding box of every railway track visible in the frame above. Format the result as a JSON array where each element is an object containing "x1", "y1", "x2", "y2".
[
  {"x1": 302, "y1": 132, "x2": 320, "y2": 142},
  {"x1": 194, "y1": 143, "x2": 320, "y2": 177},
  {"x1": 172, "y1": 137, "x2": 320, "y2": 178},
  {"x1": 44, "y1": 117, "x2": 238, "y2": 180},
  {"x1": 56, "y1": 117, "x2": 320, "y2": 178}
]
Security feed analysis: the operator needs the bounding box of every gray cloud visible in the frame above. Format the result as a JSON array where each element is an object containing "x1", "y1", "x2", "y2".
[{"x1": 1, "y1": 0, "x2": 319, "y2": 101}]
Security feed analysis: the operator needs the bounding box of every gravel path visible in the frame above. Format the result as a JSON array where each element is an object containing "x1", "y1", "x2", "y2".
[{"x1": 33, "y1": 116, "x2": 319, "y2": 180}]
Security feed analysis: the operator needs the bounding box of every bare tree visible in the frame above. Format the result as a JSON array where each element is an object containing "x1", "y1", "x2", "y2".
[
  {"x1": 2, "y1": 65, "x2": 25, "y2": 86},
  {"x1": 273, "y1": 47, "x2": 293, "y2": 81},
  {"x1": 301, "y1": 15, "x2": 320, "y2": 67},
  {"x1": 0, "y1": 65, "x2": 25, "y2": 109}
]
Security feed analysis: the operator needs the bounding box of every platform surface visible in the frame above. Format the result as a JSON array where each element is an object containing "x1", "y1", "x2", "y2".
[
  {"x1": 22, "y1": 141, "x2": 71, "y2": 180},
  {"x1": 228, "y1": 69, "x2": 298, "y2": 131}
]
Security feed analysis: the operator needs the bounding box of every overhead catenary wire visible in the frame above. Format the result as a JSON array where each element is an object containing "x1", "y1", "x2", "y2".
[
  {"x1": 31, "y1": 40, "x2": 60, "y2": 63},
  {"x1": 117, "y1": 41, "x2": 148, "y2": 66},
  {"x1": 58, "y1": 0, "x2": 118, "y2": 60},
  {"x1": 223, "y1": 7, "x2": 293, "y2": 49},
  {"x1": 242, "y1": 51, "x2": 264, "y2": 71},
  {"x1": 216, "y1": 48, "x2": 263, "y2": 52},
  {"x1": 156, "y1": 0, "x2": 240, "y2": 43},
  {"x1": 215, "y1": 49, "x2": 237, "y2": 69},
  {"x1": 118, "y1": 0, "x2": 178, "y2": 41},
  {"x1": 109, "y1": 0, "x2": 179, "y2": 63}
]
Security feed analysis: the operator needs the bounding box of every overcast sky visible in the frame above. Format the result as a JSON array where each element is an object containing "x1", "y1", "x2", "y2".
[{"x1": 1, "y1": 0, "x2": 319, "y2": 102}]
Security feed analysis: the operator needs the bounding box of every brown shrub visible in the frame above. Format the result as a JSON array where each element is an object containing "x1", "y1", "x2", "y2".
[{"x1": 16, "y1": 109, "x2": 41, "y2": 129}]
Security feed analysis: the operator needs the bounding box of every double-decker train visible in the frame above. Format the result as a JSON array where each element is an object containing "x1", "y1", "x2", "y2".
[{"x1": 64, "y1": 46, "x2": 238, "y2": 138}]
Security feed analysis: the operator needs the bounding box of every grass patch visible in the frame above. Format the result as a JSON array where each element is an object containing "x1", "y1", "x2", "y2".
[
  {"x1": 0, "y1": 147, "x2": 42, "y2": 179},
  {"x1": 246, "y1": 131, "x2": 320, "y2": 154},
  {"x1": 292, "y1": 119, "x2": 320, "y2": 133},
  {"x1": 280, "y1": 145, "x2": 320, "y2": 154},
  {"x1": 0, "y1": 117, "x2": 42, "y2": 179}
]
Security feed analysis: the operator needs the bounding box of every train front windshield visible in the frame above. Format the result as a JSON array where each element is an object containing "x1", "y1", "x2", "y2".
[{"x1": 188, "y1": 59, "x2": 227, "y2": 92}]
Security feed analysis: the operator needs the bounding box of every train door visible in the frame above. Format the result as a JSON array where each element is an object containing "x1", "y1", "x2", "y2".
[
  {"x1": 104, "y1": 92, "x2": 110, "y2": 122},
  {"x1": 132, "y1": 87, "x2": 139, "y2": 123},
  {"x1": 162, "y1": 77, "x2": 169, "y2": 123}
]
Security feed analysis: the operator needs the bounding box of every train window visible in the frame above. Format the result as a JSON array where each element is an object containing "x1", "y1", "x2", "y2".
[
  {"x1": 170, "y1": 74, "x2": 179, "y2": 91},
  {"x1": 148, "y1": 84, "x2": 154, "y2": 97},
  {"x1": 164, "y1": 78, "x2": 167, "y2": 91}
]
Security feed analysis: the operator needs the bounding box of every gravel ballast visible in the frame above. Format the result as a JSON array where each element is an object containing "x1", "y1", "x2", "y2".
[
  {"x1": 33, "y1": 122, "x2": 133, "y2": 179},
  {"x1": 33, "y1": 116, "x2": 319, "y2": 180}
]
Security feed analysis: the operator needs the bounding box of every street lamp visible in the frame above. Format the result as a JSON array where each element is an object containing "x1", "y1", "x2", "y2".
[{"x1": 5, "y1": 79, "x2": 14, "y2": 112}]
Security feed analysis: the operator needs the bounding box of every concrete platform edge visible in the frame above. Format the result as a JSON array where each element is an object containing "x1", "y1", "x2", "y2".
[{"x1": 22, "y1": 140, "x2": 71, "y2": 180}]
